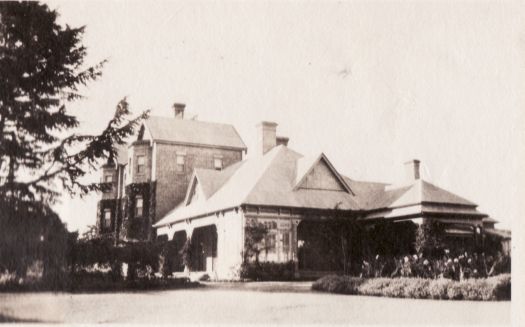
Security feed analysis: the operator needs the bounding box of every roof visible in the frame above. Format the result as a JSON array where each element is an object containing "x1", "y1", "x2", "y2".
[
  {"x1": 154, "y1": 145, "x2": 487, "y2": 227},
  {"x1": 485, "y1": 228, "x2": 511, "y2": 239},
  {"x1": 143, "y1": 116, "x2": 246, "y2": 150},
  {"x1": 154, "y1": 145, "x2": 360, "y2": 227},
  {"x1": 355, "y1": 178, "x2": 486, "y2": 220},
  {"x1": 483, "y1": 217, "x2": 499, "y2": 224}
]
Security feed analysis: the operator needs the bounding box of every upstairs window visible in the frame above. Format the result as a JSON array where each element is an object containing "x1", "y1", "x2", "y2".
[
  {"x1": 135, "y1": 196, "x2": 143, "y2": 217},
  {"x1": 103, "y1": 209, "x2": 111, "y2": 228},
  {"x1": 104, "y1": 175, "x2": 113, "y2": 183},
  {"x1": 214, "y1": 158, "x2": 223, "y2": 171},
  {"x1": 136, "y1": 155, "x2": 146, "y2": 174},
  {"x1": 176, "y1": 155, "x2": 185, "y2": 173}
]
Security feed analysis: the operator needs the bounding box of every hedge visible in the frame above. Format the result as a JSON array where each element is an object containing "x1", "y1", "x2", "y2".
[{"x1": 312, "y1": 274, "x2": 511, "y2": 301}]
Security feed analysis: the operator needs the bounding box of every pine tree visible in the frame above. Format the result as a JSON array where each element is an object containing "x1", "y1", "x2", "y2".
[{"x1": 0, "y1": 2, "x2": 148, "y2": 209}]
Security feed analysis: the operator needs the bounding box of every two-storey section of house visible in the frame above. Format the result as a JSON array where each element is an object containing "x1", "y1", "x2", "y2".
[{"x1": 96, "y1": 103, "x2": 247, "y2": 242}]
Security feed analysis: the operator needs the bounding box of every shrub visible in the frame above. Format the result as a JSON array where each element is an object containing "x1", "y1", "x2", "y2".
[
  {"x1": 401, "y1": 278, "x2": 430, "y2": 299},
  {"x1": 312, "y1": 275, "x2": 511, "y2": 301},
  {"x1": 312, "y1": 275, "x2": 364, "y2": 294},
  {"x1": 428, "y1": 278, "x2": 451, "y2": 299},
  {"x1": 240, "y1": 261, "x2": 295, "y2": 281},
  {"x1": 357, "y1": 278, "x2": 391, "y2": 296}
]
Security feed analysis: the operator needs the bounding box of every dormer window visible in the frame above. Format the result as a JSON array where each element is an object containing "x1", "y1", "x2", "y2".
[{"x1": 214, "y1": 158, "x2": 223, "y2": 171}]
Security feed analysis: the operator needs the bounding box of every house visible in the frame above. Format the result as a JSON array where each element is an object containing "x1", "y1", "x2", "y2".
[
  {"x1": 153, "y1": 121, "x2": 499, "y2": 280},
  {"x1": 96, "y1": 103, "x2": 247, "y2": 242}
]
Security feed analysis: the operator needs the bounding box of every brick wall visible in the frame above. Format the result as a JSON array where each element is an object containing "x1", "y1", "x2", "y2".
[
  {"x1": 129, "y1": 141, "x2": 152, "y2": 184},
  {"x1": 154, "y1": 143, "x2": 243, "y2": 222}
]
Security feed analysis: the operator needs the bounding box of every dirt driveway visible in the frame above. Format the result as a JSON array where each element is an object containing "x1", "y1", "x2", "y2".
[{"x1": 0, "y1": 282, "x2": 511, "y2": 324}]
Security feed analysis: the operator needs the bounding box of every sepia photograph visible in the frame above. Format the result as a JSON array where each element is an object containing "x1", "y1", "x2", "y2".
[{"x1": 0, "y1": 0, "x2": 522, "y2": 325}]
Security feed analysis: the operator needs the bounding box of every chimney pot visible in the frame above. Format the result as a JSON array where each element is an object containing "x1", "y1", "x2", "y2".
[
  {"x1": 256, "y1": 121, "x2": 278, "y2": 155},
  {"x1": 173, "y1": 103, "x2": 186, "y2": 119},
  {"x1": 276, "y1": 136, "x2": 289, "y2": 147},
  {"x1": 404, "y1": 159, "x2": 421, "y2": 181}
]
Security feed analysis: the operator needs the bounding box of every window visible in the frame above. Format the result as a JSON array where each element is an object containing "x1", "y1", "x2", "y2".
[
  {"x1": 103, "y1": 209, "x2": 111, "y2": 228},
  {"x1": 265, "y1": 234, "x2": 276, "y2": 252},
  {"x1": 102, "y1": 174, "x2": 113, "y2": 192},
  {"x1": 135, "y1": 196, "x2": 143, "y2": 217},
  {"x1": 214, "y1": 158, "x2": 223, "y2": 170},
  {"x1": 136, "y1": 155, "x2": 146, "y2": 174},
  {"x1": 176, "y1": 155, "x2": 185, "y2": 173},
  {"x1": 282, "y1": 232, "x2": 290, "y2": 253}
]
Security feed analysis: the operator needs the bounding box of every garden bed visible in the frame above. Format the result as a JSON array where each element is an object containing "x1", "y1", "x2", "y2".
[{"x1": 312, "y1": 274, "x2": 510, "y2": 301}]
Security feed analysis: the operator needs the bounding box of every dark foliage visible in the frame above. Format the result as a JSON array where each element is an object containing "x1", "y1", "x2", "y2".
[
  {"x1": 243, "y1": 220, "x2": 269, "y2": 264},
  {"x1": 415, "y1": 220, "x2": 446, "y2": 257},
  {"x1": 0, "y1": 203, "x2": 73, "y2": 288},
  {"x1": 122, "y1": 182, "x2": 155, "y2": 240},
  {"x1": 298, "y1": 218, "x2": 365, "y2": 274},
  {"x1": 240, "y1": 261, "x2": 295, "y2": 281},
  {"x1": 0, "y1": 1, "x2": 149, "y2": 205}
]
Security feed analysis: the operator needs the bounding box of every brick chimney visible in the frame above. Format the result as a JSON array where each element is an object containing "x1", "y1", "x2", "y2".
[
  {"x1": 256, "y1": 121, "x2": 278, "y2": 155},
  {"x1": 404, "y1": 159, "x2": 421, "y2": 181},
  {"x1": 173, "y1": 103, "x2": 186, "y2": 119},
  {"x1": 276, "y1": 136, "x2": 289, "y2": 147}
]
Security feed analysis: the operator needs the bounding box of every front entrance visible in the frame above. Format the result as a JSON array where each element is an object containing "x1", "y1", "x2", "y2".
[
  {"x1": 190, "y1": 225, "x2": 217, "y2": 273},
  {"x1": 297, "y1": 219, "x2": 362, "y2": 274}
]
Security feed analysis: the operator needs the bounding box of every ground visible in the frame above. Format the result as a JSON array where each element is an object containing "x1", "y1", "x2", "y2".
[{"x1": 0, "y1": 282, "x2": 510, "y2": 324}]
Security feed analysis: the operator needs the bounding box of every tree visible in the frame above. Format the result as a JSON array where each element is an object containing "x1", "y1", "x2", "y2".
[
  {"x1": 0, "y1": 2, "x2": 148, "y2": 281},
  {"x1": 0, "y1": 2, "x2": 148, "y2": 209},
  {"x1": 415, "y1": 219, "x2": 445, "y2": 258},
  {"x1": 243, "y1": 220, "x2": 268, "y2": 264}
]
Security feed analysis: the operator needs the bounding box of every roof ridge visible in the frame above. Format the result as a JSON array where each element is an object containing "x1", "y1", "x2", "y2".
[
  {"x1": 238, "y1": 145, "x2": 288, "y2": 204},
  {"x1": 147, "y1": 115, "x2": 236, "y2": 127}
]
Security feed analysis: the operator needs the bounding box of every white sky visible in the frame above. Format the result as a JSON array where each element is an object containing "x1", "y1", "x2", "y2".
[{"x1": 47, "y1": 1, "x2": 524, "y2": 232}]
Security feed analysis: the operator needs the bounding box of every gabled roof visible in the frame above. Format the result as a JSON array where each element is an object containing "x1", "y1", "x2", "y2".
[
  {"x1": 154, "y1": 145, "x2": 360, "y2": 227},
  {"x1": 294, "y1": 154, "x2": 354, "y2": 194},
  {"x1": 143, "y1": 116, "x2": 246, "y2": 150}
]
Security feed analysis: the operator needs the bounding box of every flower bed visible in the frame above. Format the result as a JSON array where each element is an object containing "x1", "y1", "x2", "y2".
[{"x1": 312, "y1": 274, "x2": 510, "y2": 301}]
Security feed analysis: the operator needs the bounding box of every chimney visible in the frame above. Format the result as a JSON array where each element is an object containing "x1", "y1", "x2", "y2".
[
  {"x1": 404, "y1": 159, "x2": 421, "y2": 181},
  {"x1": 256, "y1": 121, "x2": 278, "y2": 155},
  {"x1": 276, "y1": 136, "x2": 289, "y2": 147},
  {"x1": 173, "y1": 103, "x2": 186, "y2": 119}
]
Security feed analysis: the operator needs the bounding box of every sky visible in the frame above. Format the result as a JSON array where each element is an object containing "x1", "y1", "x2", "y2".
[{"x1": 46, "y1": 1, "x2": 524, "y2": 233}]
